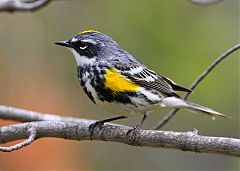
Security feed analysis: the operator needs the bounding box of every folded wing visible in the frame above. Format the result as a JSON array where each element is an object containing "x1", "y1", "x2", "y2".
[{"x1": 117, "y1": 65, "x2": 190, "y2": 97}]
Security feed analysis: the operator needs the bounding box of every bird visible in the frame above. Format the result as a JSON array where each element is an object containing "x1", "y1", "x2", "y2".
[{"x1": 55, "y1": 30, "x2": 228, "y2": 137}]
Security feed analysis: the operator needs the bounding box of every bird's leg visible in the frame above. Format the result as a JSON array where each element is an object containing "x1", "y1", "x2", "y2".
[
  {"x1": 89, "y1": 116, "x2": 127, "y2": 140},
  {"x1": 126, "y1": 112, "x2": 149, "y2": 144},
  {"x1": 132, "y1": 113, "x2": 148, "y2": 130}
]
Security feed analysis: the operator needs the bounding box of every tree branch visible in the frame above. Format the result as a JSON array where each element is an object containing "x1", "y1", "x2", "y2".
[
  {"x1": 190, "y1": 0, "x2": 224, "y2": 5},
  {"x1": 0, "y1": 120, "x2": 239, "y2": 157},
  {"x1": 153, "y1": 43, "x2": 240, "y2": 130},
  {"x1": 0, "y1": 105, "x2": 239, "y2": 157},
  {"x1": 0, "y1": 0, "x2": 51, "y2": 12},
  {"x1": 0, "y1": 127, "x2": 36, "y2": 152},
  {"x1": 0, "y1": 105, "x2": 94, "y2": 123}
]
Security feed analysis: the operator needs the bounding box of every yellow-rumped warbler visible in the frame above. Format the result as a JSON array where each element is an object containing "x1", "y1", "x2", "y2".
[{"x1": 55, "y1": 30, "x2": 228, "y2": 134}]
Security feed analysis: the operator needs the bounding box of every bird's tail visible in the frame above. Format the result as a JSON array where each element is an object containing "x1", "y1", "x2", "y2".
[{"x1": 161, "y1": 97, "x2": 230, "y2": 119}]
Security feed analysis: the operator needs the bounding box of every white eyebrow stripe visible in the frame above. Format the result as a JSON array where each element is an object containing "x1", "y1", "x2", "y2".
[
  {"x1": 71, "y1": 37, "x2": 78, "y2": 42},
  {"x1": 82, "y1": 39, "x2": 98, "y2": 45}
]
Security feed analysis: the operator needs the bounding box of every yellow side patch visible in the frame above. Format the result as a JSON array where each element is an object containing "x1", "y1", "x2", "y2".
[
  {"x1": 80, "y1": 30, "x2": 99, "y2": 34},
  {"x1": 104, "y1": 69, "x2": 140, "y2": 92}
]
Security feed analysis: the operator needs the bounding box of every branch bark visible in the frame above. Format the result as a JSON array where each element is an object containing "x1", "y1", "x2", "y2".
[
  {"x1": 0, "y1": 127, "x2": 36, "y2": 152},
  {"x1": 190, "y1": 0, "x2": 224, "y2": 5},
  {"x1": 0, "y1": 120, "x2": 239, "y2": 157},
  {"x1": 0, "y1": 105, "x2": 93, "y2": 123},
  {"x1": 0, "y1": 105, "x2": 239, "y2": 157},
  {"x1": 0, "y1": 0, "x2": 51, "y2": 12}
]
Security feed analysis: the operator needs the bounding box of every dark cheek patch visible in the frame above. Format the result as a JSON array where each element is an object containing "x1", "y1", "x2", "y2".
[{"x1": 76, "y1": 45, "x2": 99, "y2": 58}]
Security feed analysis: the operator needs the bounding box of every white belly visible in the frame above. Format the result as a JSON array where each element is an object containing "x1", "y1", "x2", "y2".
[{"x1": 95, "y1": 99, "x2": 162, "y2": 116}]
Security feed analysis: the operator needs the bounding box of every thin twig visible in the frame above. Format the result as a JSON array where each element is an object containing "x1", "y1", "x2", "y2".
[
  {"x1": 0, "y1": 0, "x2": 51, "y2": 12},
  {"x1": 190, "y1": 0, "x2": 224, "y2": 5},
  {"x1": 153, "y1": 44, "x2": 240, "y2": 130},
  {"x1": 0, "y1": 121, "x2": 239, "y2": 156},
  {"x1": 0, "y1": 127, "x2": 36, "y2": 152}
]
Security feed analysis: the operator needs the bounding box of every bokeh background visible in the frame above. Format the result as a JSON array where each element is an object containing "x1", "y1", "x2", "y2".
[{"x1": 0, "y1": 0, "x2": 239, "y2": 170}]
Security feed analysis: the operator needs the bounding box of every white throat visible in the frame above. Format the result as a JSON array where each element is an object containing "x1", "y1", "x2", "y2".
[{"x1": 69, "y1": 48, "x2": 96, "y2": 66}]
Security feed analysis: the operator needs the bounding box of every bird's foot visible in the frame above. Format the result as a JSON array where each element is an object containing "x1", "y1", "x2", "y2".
[
  {"x1": 89, "y1": 121, "x2": 105, "y2": 140},
  {"x1": 126, "y1": 124, "x2": 142, "y2": 145}
]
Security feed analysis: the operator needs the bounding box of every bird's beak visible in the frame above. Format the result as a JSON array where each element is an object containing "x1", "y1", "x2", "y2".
[{"x1": 54, "y1": 41, "x2": 71, "y2": 48}]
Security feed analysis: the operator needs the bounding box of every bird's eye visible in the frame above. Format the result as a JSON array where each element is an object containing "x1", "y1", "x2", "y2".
[{"x1": 79, "y1": 42, "x2": 88, "y2": 50}]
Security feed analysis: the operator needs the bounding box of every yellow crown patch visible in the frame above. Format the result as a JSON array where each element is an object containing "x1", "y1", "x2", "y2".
[{"x1": 79, "y1": 30, "x2": 99, "y2": 34}]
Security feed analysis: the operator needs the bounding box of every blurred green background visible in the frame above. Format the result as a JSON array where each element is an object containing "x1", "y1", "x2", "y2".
[{"x1": 0, "y1": 0, "x2": 239, "y2": 170}]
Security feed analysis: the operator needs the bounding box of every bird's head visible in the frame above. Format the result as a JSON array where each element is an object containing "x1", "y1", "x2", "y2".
[{"x1": 55, "y1": 30, "x2": 122, "y2": 66}]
